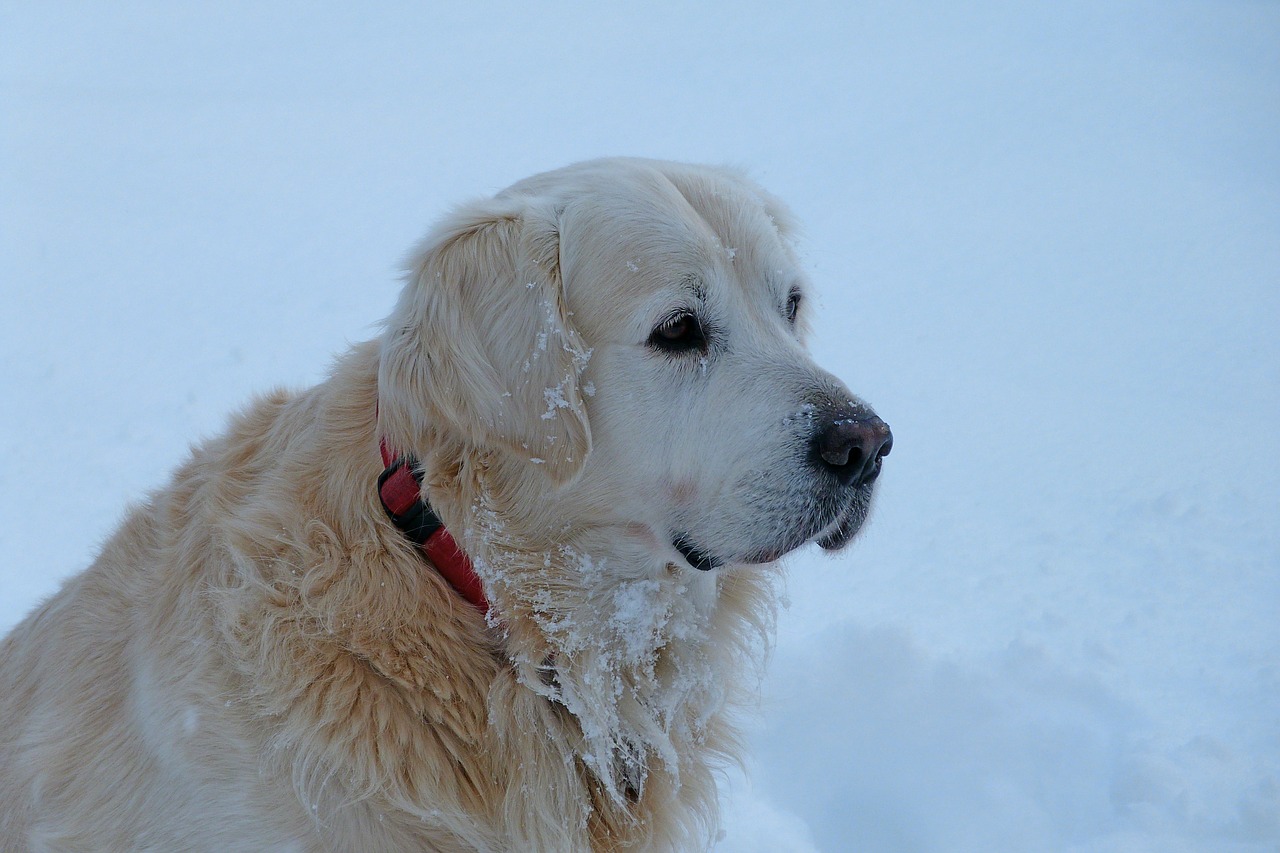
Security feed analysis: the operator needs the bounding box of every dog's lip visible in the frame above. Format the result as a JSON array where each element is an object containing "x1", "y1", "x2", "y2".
[
  {"x1": 815, "y1": 486, "x2": 873, "y2": 551},
  {"x1": 673, "y1": 534, "x2": 721, "y2": 572},
  {"x1": 817, "y1": 524, "x2": 857, "y2": 551}
]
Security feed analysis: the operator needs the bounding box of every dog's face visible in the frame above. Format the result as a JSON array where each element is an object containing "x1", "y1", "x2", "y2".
[{"x1": 380, "y1": 158, "x2": 890, "y2": 572}]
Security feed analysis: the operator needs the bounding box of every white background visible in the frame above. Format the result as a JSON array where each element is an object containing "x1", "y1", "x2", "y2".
[{"x1": 2, "y1": 3, "x2": 1277, "y2": 850}]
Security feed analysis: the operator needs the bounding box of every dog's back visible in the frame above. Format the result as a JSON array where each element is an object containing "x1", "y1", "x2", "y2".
[{"x1": 0, "y1": 393, "x2": 322, "y2": 850}]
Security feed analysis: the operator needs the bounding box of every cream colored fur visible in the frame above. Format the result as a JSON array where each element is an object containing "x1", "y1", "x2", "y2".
[{"x1": 0, "y1": 159, "x2": 878, "y2": 851}]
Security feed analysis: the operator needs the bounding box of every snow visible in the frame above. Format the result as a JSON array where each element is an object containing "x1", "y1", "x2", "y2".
[{"x1": 2, "y1": 2, "x2": 1277, "y2": 850}]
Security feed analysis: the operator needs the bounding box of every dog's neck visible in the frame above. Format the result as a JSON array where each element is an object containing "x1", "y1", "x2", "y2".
[
  {"x1": 376, "y1": 438, "x2": 490, "y2": 614},
  {"x1": 444, "y1": 463, "x2": 780, "y2": 818}
]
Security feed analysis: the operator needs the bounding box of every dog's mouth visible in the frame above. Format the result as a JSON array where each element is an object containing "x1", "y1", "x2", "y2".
[
  {"x1": 672, "y1": 530, "x2": 810, "y2": 571},
  {"x1": 815, "y1": 496, "x2": 871, "y2": 552},
  {"x1": 673, "y1": 481, "x2": 875, "y2": 571},
  {"x1": 673, "y1": 534, "x2": 722, "y2": 572}
]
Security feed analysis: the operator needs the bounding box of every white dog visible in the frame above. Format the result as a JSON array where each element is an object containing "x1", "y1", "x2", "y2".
[{"x1": 0, "y1": 158, "x2": 890, "y2": 851}]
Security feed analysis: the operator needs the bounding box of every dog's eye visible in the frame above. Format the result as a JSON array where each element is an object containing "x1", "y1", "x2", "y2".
[
  {"x1": 785, "y1": 290, "x2": 802, "y2": 324},
  {"x1": 648, "y1": 311, "x2": 706, "y2": 353}
]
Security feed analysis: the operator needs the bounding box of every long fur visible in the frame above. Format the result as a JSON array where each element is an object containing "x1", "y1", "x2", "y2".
[{"x1": 0, "y1": 158, "x2": 875, "y2": 851}]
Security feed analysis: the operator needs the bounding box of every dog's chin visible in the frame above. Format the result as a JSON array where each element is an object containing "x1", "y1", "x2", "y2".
[
  {"x1": 674, "y1": 533, "x2": 788, "y2": 572},
  {"x1": 674, "y1": 484, "x2": 876, "y2": 570},
  {"x1": 736, "y1": 522, "x2": 859, "y2": 565},
  {"x1": 815, "y1": 492, "x2": 872, "y2": 552},
  {"x1": 739, "y1": 530, "x2": 816, "y2": 565}
]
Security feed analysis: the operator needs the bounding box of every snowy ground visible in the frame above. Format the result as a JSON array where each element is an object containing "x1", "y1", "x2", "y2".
[{"x1": 2, "y1": 3, "x2": 1277, "y2": 850}]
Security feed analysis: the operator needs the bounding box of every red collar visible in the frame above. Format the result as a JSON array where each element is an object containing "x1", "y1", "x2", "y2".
[{"x1": 377, "y1": 439, "x2": 489, "y2": 614}]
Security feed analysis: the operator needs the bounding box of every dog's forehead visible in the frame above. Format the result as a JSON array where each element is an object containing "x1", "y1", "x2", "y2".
[
  {"x1": 570, "y1": 162, "x2": 786, "y2": 252},
  {"x1": 534, "y1": 161, "x2": 798, "y2": 337}
]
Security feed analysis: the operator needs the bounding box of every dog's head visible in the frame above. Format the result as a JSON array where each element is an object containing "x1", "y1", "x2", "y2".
[{"x1": 379, "y1": 158, "x2": 890, "y2": 571}]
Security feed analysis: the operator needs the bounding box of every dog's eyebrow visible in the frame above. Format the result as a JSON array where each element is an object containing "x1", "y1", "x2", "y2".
[{"x1": 678, "y1": 274, "x2": 708, "y2": 305}]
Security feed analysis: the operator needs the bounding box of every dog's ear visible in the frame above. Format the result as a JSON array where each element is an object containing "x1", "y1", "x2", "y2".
[{"x1": 378, "y1": 197, "x2": 592, "y2": 484}]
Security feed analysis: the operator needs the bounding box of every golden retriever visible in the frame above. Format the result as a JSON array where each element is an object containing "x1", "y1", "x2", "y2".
[{"x1": 0, "y1": 158, "x2": 891, "y2": 851}]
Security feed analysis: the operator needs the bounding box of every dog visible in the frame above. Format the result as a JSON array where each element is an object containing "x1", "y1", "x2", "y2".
[{"x1": 0, "y1": 158, "x2": 891, "y2": 851}]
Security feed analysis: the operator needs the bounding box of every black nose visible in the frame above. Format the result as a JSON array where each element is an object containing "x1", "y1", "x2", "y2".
[{"x1": 814, "y1": 414, "x2": 893, "y2": 487}]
